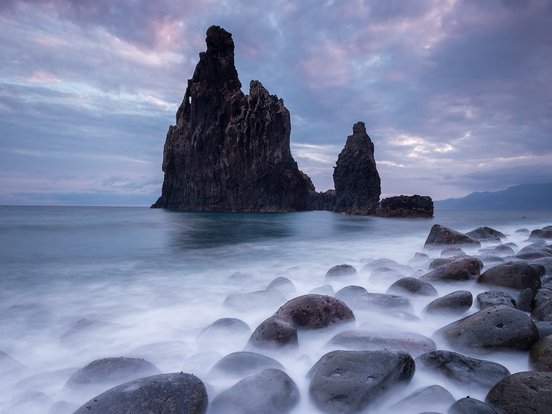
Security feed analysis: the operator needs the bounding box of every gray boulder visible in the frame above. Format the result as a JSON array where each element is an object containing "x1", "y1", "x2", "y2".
[
  {"x1": 386, "y1": 277, "x2": 438, "y2": 296},
  {"x1": 423, "y1": 290, "x2": 473, "y2": 315},
  {"x1": 478, "y1": 262, "x2": 541, "y2": 292},
  {"x1": 486, "y1": 372, "x2": 552, "y2": 414},
  {"x1": 466, "y1": 226, "x2": 505, "y2": 242},
  {"x1": 247, "y1": 316, "x2": 297, "y2": 349},
  {"x1": 529, "y1": 335, "x2": 552, "y2": 371},
  {"x1": 275, "y1": 294, "x2": 355, "y2": 329},
  {"x1": 390, "y1": 385, "x2": 455, "y2": 413},
  {"x1": 209, "y1": 351, "x2": 284, "y2": 378},
  {"x1": 476, "y1": 291, "x2": 516, "y2": 310},
  {"x1": 424, "y1": 224, "x2": 481, "y2": 247}
]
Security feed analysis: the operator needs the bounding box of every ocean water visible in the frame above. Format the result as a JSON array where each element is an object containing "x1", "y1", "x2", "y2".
[{"x1": 0, "y1": 206, "x2": 550, "y2": 413}]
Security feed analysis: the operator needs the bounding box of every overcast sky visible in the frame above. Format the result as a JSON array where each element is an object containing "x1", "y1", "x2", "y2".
[{"x1": 1, "y1": 0, "x2": 551, "y2": 206}]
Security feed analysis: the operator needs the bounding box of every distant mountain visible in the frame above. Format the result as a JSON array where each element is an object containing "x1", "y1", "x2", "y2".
[{"x1": 435, "y1": 183, "x2": 552, "y2": 210}]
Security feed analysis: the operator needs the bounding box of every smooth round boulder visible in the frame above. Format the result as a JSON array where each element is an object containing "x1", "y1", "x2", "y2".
[
  {"x1": 448, "y1": 397, "x2": 498, "y2": 414},
  {"x1": 325, "y1": 264, "x2": 357, "y2": 278},
  {"x1": 486, "y1": 371, "x2": 552, "y2": 414},
  {"x1": 516, "y1": 288, "x2": 535, "y2": 312},
  {"x1": 197, "y1": 318, "x2": 251, "y2": 347},
  {"x1": 533, "y1": 288, "x2": 552, "y2": 308},
  {"x1": 478, "y1": 262, "x2": 541, "y2": 292},
  {"x1": 466, "y1": 226, "x2": 505, "y2": 242},
  {"x1": 516, "y1": 242, "x2": 552, "y2": 260},
  {"x1": 423, "y1": 290, "x2": 473, "y2": 315},
  {"x1": 422, "y1": 257, "x2": 483, "y2": 282},
  {"x1": 390, "y1": 384, "x2": 455, "y2": 413},
  {"x1": 247, "y1": 316, "x2": 298, "y2": 349},
  {"x1": 73, "y1": 373, "x2": 207, "y2": 414},
  {"x1": 530, "y1": 228, "x2": 552, "y2": 240},
  {"x1": 308, "y1": 350, "x2": 415, "y2": 414},
  {"x1": 424, "y1": 224, "x2": 481, "y2": 247},
  {"x1": 532, "y1": 299, "x2": 552, "y2": 321},
  {"x1": 335, "y1": 286, "x2": 412, "y2": 312},
  {"x1": 368, "y1": 267, "x2": 405, "y2": 283},
  {"x1": 361, "y1": 258, "x2": 402, "y2": 272},
  {"x1": 476, "y1": 291, "x2": 516, "y2": 310},
  {"x1": 65, "y1": 357, "x2": 161, "y2": 390},
  {"x1": 209, "y1": 351, "x2": 284, "y2": 378},
  {"x1": 275, "y1": 294, "x2": 354, "y2": 329},
  {"x1": 441, "y1": 247, "x2": 466, "y2": 257},
  {"x1": 210, "y1": 369, "x2": 299, "y2": 414},
  {"x1": 266, "y1": 276, "x2": 296, "y2": 295},
  {"x1": 529, "y1": 335, "x2": 552, "y2": 371},
  {"x1": 327, "y1": 330, "x2": 436, "y2": 357},
  {"x1": 415, "y1": 350, "x2": 510, "y2": 391},
  {"x1": 386, "y1": 277, "x2": 438, "y2": 296},
  {"x1": 434, "y1": 305, "x2": 539, "y2": 354}
]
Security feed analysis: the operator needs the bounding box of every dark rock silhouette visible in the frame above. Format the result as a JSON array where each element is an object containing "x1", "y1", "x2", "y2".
[
  {"x1": 375, "y1": 195, "x2": 434, "y2": 217},
  {"x1": 153, "y1": 26, "x2": 314, "y2": 211},
  {"x1": 333, "y1": 122, "x2": 381, "y2": 213}
]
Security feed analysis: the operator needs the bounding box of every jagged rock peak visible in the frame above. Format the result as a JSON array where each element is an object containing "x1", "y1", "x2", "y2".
[{"x1": 333, "y1": 122, "x2": 381, "y2": 212}]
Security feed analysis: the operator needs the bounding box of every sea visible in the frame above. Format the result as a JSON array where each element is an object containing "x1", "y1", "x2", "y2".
[{"x1": 0, "y1": 205, "x2": 550, "y2": 413}]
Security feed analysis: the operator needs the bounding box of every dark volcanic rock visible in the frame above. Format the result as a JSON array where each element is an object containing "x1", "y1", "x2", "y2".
[
  {"x1": 486, "y1": 372, "x2": 552, "y2": 414},
  {"x1": 423, "y1": 290, "x2": 473, "y2": 315},
  {"x1": 517, "y1": 287, "x2": 535, "y2": 312},
  {"x1": 532, "y1": 299, "x2": 552, "y2": 321},
  {"x1": 275, "y1": 294, "x2": 355, "y2": 329},
  {"x1": 308, "y1": 350, "x2": 415, "y2": 414},
  {"x1": 335, "y1": 286, "x2": 413, "y2": 312},
  {"x1": 448, "y1": 397, "x2": 499, "y2": 414},
  {"x1": 477, "y1": 262, "x2": 541, "y2": 292},
  {"x1": 386, "y1": 277, "x2": 438, "y2": 296},
  {"x1": 65, "y1": 357, "x2": 161, "y2": 390},
  {"x1": 466, "y1": 226, "x2": 506, "y2": 242},
  {"x1": 247, "y1": 316, "x2": 298, "y2": 349},
  {"x1": 530, "y1": 228, "x2": 552, "y2": 240},
  {"x1": 424, "y1": 224, "x2": 481, "y2": 247},
  {"x1": 435, "y1": 305, "x2": 539, "y2": 354},
  {"x1": 327, "y1": 330, "x2": 436, "y2": 357},
  {"x1": 529, "y1": 335, "x2": 552, "y2": 371},
  {"x1": 390, "y1": 385, "x2": 455, "y2": 413},
  {"x1": 325, "y1": 264, "x2": 357, "y2": 279},
  {"x1": 375, "y1": 195, "x2": 434, "y2": 218},
  {"x1": 422, "y1": 257, "x2": 483, "y2": 282},
  {"x1": 536, "y1": 321, "x2": 552, "y2": 338},
  {"x1": 153, "y1": 26, "x2": 314, "y2": 211},
  {"x1": 415, "y1": 350, "x2": 510, "y2": 391},
  {"x1": 516, "y1": 242, "x2": 552, "y2": 260},
  {"x1": 333, "y1": 122, "x2": 381, "y2": 213},
  {"x1": 210, "y1": 369, "x2": 299, "y2": 414},
  {"x1": 198, "y1": 318, "x2": 251, "y2": 344},
  {"x1": 476, "y1": 291, "x2": 517, "y2": 310},
  {"x1": 73, "y1": 373, "x2": 207, "y2": 414},
  {"x1": 209, "y1": 351, "x2": 284, "y2": 378},
  {"x1": 533, "y1": 288, "x2": 552, "y2": 308}
]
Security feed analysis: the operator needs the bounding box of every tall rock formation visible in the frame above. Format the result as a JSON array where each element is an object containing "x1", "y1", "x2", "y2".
[
  {"x1": 333, "y1": 122, "x2": 381, "y2": 213},
  {"x1": 152, "y1": 26, "x2": 314, "y2": 211}
]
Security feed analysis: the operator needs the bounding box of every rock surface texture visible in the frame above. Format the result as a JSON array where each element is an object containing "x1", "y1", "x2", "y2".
[{"x1": 153, "y1": 26, "x2": 314, "y2": 211}]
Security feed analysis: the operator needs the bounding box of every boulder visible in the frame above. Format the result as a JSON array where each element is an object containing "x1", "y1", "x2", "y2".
[
  {"x1": 197, "y1": 318, "x2": 251, "y2": 347},
  {"x1": 375, "y1": 195, "x2": 434, "y2": 218},
  {"x1": 530, "y1": 229, "x2": 552, "y2": 240},
  {"x1": 209, "y1": 351, "x2": 283, "y2": 378},
  {"x1": 386, "y1": 277, "x2": 438, "y2": 296},
  {"x1": 441, "y1": 247, "x2": 466, "y2": 257},
  {"x1": 434, "y1": 305, "x2": 539, "y2": 353},
  {"x1": 275, "y1": 294, "x2": 355, "y2": 329},
  {"x1": 536, "y1": 321, "x2": 552, "y2": 338},
  {"x1": 448, "y1": 397, "x2": 499, "y2": 414},
  {"x1": 325, "y1": 264, "x2": 357, "y2": 278},
  {"x1": 223, "y1": 290, "x2": 286, "y2": 312},
  {"x1": 368, "y1": 267, "x2": 405, "y2": 283},
  {"x1": 529, "y1": 335, "x2": 552, "y2": 371},
  {"x1": 416, "y1": 350, "x2": 510, "y2": 390},
  {"x1": 531, "y1": 299, "x2": 552, "y2": 321},
  {"x1": 486, "y1": 372, "x2": 552, "y2": 414},
  {"x1": 335, "y1": 286, "x2": 412, "y2": 312},
  {"x1": 73, "y1": 373, "x2": 208, "y2": 414},
  {"x1": 516, "y1": 242, "x2": 552, "y2": 260},
  {"x1": 266, "y1": 276, "x2": 296, "y2": 295},
  {"x1": 333, "y1": 122, "x2": 381, "y2": 213},
  {"x1": 327, "y1": 330, "x2": 435, "y2": 357},
  {"x1": 210, "y1": 369, "x2": 299, "y2": 414},
  {"x1": 476, "y1": 291, "x2": 516, "y2": 310},
  {"x1": 247, "y1": 316, "x2": 298, "y2": 349},
  {"x1": 390, "y1": 385, "x2": 455, "y2": 413},
  {"x1": 534, "y1": 288, "x2": 552, "y2": 308},
  {"x1": 466, "y1": 226, "x2": 506, "y2": 242},
  {"x1": 478, "y1": 262, "x2": 541, "y2": 292},
  {"x1": 423, "y1": 290, "x2": 473, "y2": 315},
  {"x1": 424, "y1": 225, "x2": 481, "y2": 247},
  {"x1": 152, "y1": 26, "x2": 314, "y2": 211},
  {"x1": 308, "y1": 350, "x2": 415, "y2": 413},
  {"x1": 422, "y1": 257, "x2": 483, "y2": 282},
  {"x1": 516, "y1": 288, "x2": 535, "y2": 312}
]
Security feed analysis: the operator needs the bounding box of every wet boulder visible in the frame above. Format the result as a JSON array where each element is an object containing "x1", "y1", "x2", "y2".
[
  {"x1": 368, "y1": 267, "x2": 405, "y2": 283},
  {"x1": 386, "y1": 277, "x2": 438, "y2": 296},
  {"x1": 210, "y1": 369, "x2": 299, "y2": 414},
  {"x1": 536, "y1": 321, "x2": 552, "y2": 338},
  {"x1": 530, "y1": 228, "x2": 552, "y2": 240},
  {"x1": 73, "y1": 373, "x2": 208, "y2": 414},
  {"x1": 423, "y1": 290, "x2": 473, "y2": 315},
  {"x1": 335, "y1": 286, "x2": 413, "y2": 312},
  {"x1": 422, "y1": 257, "x2": 483, "y2": 282},
  {"x1": 478, "y1": 262, "x2": 541, "y2": 292},
  {"x1": 325, "y1": 264, "x2": 358, "y2": 279},
  {"x1": 308, "y1": 350, "x2": 415, "y2": 414},
  {"x1": 486, "y1": 372, "x2": 552, "y2": 414},
  {"x1": 197, "y1": 318, "x2": 251, "y2": 348},
  {"x1": 327, "y1": 330, "x2": 435, "y2": 357},
  {"x1": 529, "y1": 335, "x2": 552, "y2": 371},
  {"x1": 476, "y1": 291, "x2": 516, "y2": 310},
  {"x1": 534, "y1": 288, "x2": 552, "y2": 308},
  {"x1": 531, "y1": 299, "x2": 552, "y2": 321},
  {"x1": 390, "y1": 385, "x2": 455, "y2": 413},
  {"x1": 209, "y1": 351, "x2": 284, "y2": 378},
  {"x1": 441, "y1": 247, "x2": 466, "y2": 257},
  {"x1": 247, "y1": 316, "x2": 298, "y2": 349},
  {"x1": 275, "y1": 294, "x2": 355, "y2": 330},
  {"x1": 416, "y1": 350, "x2": 510, "y2": 391},
  {"x1": 266, "y1": 276, "x2": 296, "y2": 295},
  {"x1": 516, "y1": 288, "x2": 535, "y2": 312},
  {"x1": 466, "y1": 226, "x2": 506, "y2": 242},
  {"x1": 65, "y1": 357, "x2": 161, "y2": 391},
  {"x1": 448, "y1": 397, "x2": 499, "y2": 414},
  {"x1": 516, "y1": 242, "x2": 552, "y2": 260},
  {"x1": 424, "y1": 224, "x2": 481, "y2": 247},
  {"x1": 435, "y1": 305, "x2": 539, "y2": 354}
]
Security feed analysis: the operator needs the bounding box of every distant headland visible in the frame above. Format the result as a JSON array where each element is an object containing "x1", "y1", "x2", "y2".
[{"x1": 152, "y1": 26, "x2": 433, "y2": 217}]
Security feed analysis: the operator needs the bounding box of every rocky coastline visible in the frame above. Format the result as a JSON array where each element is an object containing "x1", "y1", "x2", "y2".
[
  {"x1": 7, "y1": 222, "x2": 547, "y2": 413},
  {"x1": 152, "y1": 26, "x2": 433, "y2": 217}
]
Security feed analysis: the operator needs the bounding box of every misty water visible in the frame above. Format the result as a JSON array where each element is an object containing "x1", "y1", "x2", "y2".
[{"x1": 0, "y1": 206, "x2": 550, "y2": 413}]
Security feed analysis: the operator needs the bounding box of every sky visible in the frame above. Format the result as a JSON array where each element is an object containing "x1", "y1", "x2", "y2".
[{"x1": 1, "y1": 0, "x2": 551, "y2": 206}]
